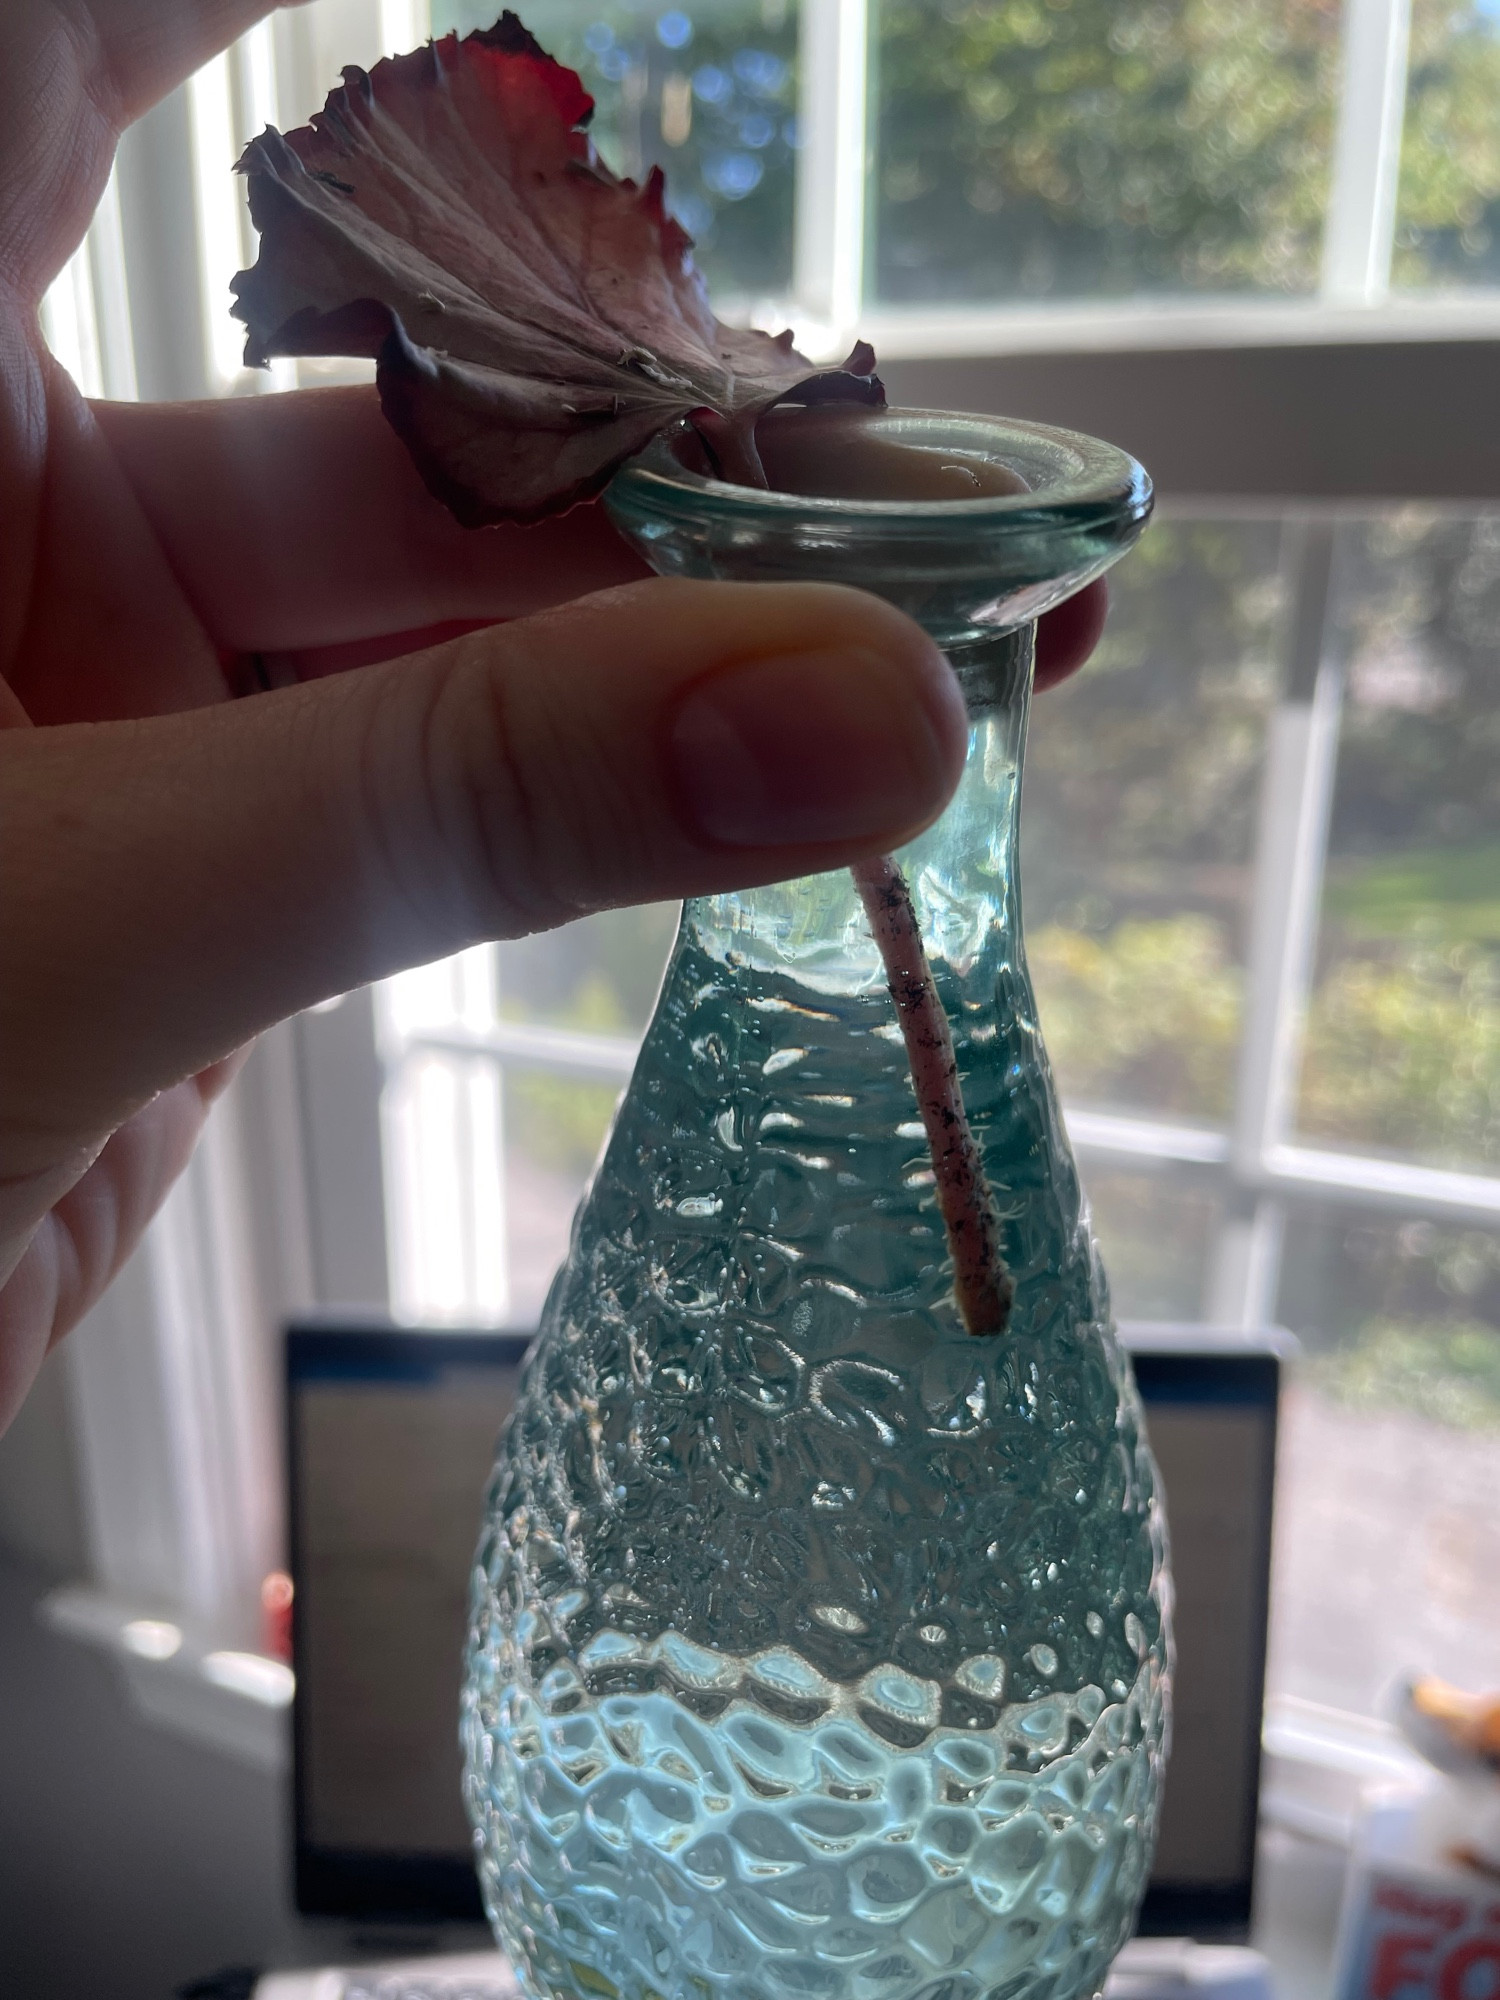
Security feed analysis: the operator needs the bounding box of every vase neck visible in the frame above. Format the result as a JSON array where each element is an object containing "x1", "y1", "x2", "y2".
[
  {"x1": 943, "y1": 621, "x2": 1034, "y2": 718},
  {"x1": 684, "y1": 626, "x2": 1034, "y2": 994}
]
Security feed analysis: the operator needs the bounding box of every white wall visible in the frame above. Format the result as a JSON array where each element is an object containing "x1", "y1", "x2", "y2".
[{"x1": 0, "y1": 1349, "x2": 87, "y2": 1579}]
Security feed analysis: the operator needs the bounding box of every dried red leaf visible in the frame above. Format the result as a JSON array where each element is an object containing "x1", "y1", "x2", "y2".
[{"x1": 231, "y1": 13, "x2": 882, "y2": 522}]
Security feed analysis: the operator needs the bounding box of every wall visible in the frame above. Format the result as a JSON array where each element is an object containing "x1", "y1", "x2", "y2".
[
  {"x1": 0, "y1": 1551, "x2": 321, "y2": 2000},
  {"x1": 0, "y1": 1347, "x2": 87, "y2": 1579}
]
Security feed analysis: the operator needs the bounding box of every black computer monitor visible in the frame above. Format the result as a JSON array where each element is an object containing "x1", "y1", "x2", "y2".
[
  {"x1": 288, "y1": 1326, "x2": 529, "y2": 1923},
  {"x1": 285, "y1": 1322, "x2": 1280, "y2": 1937},
  {"x1": 1127, "y1": 1330, "x2": 1281, "y2": 1937}
]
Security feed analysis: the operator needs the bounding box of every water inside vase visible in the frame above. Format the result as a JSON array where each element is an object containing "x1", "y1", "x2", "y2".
[{"x1": 464, "y1": 697, "x2": 1168, "y2": 2000}]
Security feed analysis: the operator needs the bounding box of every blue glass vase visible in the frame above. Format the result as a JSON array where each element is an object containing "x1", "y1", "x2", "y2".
[{"x1": 463, "y1": 411, "x2": 1170, "y2": 2000}]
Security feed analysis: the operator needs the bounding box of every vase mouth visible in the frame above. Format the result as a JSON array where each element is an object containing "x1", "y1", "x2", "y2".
[
  {"x1": 605, "y1": 407, "x2": 1153, "y2": 649},
  {"x1": 611, "y1": 407, "x2": 1152, "y2": 539}
]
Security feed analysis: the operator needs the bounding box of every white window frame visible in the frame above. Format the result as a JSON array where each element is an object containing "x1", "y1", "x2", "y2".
[
  {"x1": 34, "y1": 0, "x2": 1500, "y2": 1759},
  {"x1": 37, "y1": 1, "x2": 419, "y2": 1759}
]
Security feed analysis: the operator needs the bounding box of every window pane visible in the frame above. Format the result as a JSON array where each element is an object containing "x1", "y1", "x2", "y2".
[
  {"x1": 377, "y1": 913, "x2": 682, "y2": 1325},
  {"x1": 499, "y1": 905, "x2": 681, "y2": 1318},
  {"x1": 1295, "y1": 512, "x2": 1500, "y2": 1174},
  {"x1": 1022, "y1": 516, "x2": 1285, "y2": 1125},
  {"x1": 380, "y1": 949, "x2": 510, "y2": 1325},
  {"x1": 505, "y1": 1072, "x2": 625, "y2": 1319},
  {"x1": 1085, "y1": 1169, "x2": 1223, "y2": 1321},
  {"x1": 1394, "y1": 0, "x2": 1500, "y2": 291},
  {"x1": 435, "y1": 0, "x2": 799, "y2": 299},
  {"x1": 499, "y1": 902, "x2": 680, "y2": 1035},
  {"x1": 873, "y1": 0, "x2": 1340, "y2": 306},
  {"x1": 1269, "y1": 1199, "x2": 1500, "y2": 1715}
]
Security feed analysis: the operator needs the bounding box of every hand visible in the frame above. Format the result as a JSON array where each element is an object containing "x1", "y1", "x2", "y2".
[{"x1": 0, "y1": 1, "x2": 1105, "y2": 1433}]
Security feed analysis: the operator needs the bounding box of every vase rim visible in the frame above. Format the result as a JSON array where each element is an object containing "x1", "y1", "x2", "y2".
[{"x1": 609, "y1": 406, "x2": 1153, "y2": 540}]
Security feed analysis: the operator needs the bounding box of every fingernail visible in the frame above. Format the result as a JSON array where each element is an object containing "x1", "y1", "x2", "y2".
[{"x1": 668, "y1": 646, "x2": 960, "y2": 848}]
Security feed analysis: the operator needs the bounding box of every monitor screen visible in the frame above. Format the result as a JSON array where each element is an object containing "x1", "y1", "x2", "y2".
[
  {"x1": 287, "y1": 1324, "x2": 1278, "y2": 1934},
  {"x1": 289, "y1": 1329, "x2": 529, "y2": 1919},
  {"x1": 1129, "y1": 1340, "x2": 1280, "y2": 1935}
]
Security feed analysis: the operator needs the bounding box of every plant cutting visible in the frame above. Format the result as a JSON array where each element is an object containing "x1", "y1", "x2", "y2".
[
  {"x1": 232, "y1": 11, "x2": 1014, "y2": 1337},
  {"x1": 233, "y1": 21, "x2": 1169, "y2": 2000}
]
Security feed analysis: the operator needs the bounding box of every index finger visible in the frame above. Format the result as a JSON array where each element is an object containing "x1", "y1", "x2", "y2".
[
  {"x1": 95, "y1": 386, "x2": 652, "y2": 655},
  {"x1": 96, "y1": 388, "x2": 1108, "y2": 691}
]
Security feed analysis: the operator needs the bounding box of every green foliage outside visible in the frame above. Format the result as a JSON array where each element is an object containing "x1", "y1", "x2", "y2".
[
  {"x1": 1325, "y1": 843, "x2": 1500, "y2": 946},
  {"x1": 1326, "y1": 515, "x2": 1500, "y2": 860},
  {"x1": 1084, "y1": 1169, "x2": 1222, "y2": 1322},
  {"x1": 1031, "y1": 918, "x2": 1500, "y2": 1177},
  {"x1": 1019, "y1": 518, "x2": 1282, "y2": 1133},
  {"x1": 1298, "y1": 513, "x2": 1500, "y2": 1175},
  {"x1": 507, "y1": 1070, "x2": 623, "y2": 1179},
  {"x1": 1299, "y1": 942, "x2": 1500, "y2": 1170},
  {"x1": 499, "y1": 906, "x2": 681, "y2": 1177},
  {"x1": 1309, "y1": 1318, "x2": 1500, "y2": 1428},
  {"x1": 1029, "y1": 916, "x2": 1241, "y2": 1121},
  {"x1": 1280, "y1": 1206, "x2": 1500, "y2": 1429},
  {"x1": 438, "y1": 0, "x2": 798, "y2": 297},
  {"x1": 874, "y1": 0, "x2": 1500, "y2": 301},
  {"x1": 439, "y1": 0, "x2": 1500, "y2": 306},
  {"x1": 1396, "y1": 0, "x2": 1500, "y2": 288},
  {"x1": 1022, "y1": 519, "x2": 1284, "y2": 919},
  {"x1": 1025, "y1": 508, "x2": 1500, "y2": 1421},
  {"x1": 1278, "y1": 512, "x2": 1500, "y2": 1407},
  {"x1": 875, "y1": 0, "x2": 1341, "y2": 300}
]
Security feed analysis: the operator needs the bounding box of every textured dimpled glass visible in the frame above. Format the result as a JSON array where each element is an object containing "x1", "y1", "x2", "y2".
[{"x1": 463, "y1": 411, "x2": 1171, "y2": 2000}]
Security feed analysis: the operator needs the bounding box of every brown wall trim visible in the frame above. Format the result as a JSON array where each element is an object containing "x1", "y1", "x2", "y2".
[{"x1": 879, "y1": 340, "x2": 1500, "y2": 501}]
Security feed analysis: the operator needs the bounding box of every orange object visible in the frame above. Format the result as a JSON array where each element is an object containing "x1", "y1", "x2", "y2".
[
  {"x1": 261, "y1": 1569, "x2": 294, "y2": 1663},
  {"x1": 1411, "y1": 1676, "x2": 1500, "y2": 1768}
]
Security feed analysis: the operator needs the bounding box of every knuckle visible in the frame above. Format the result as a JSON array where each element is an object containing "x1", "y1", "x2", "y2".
[{"x1": 431, "y1": 633, "x2": 656, "y2": 934}]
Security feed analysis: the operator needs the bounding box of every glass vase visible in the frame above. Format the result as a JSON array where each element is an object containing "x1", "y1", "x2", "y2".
[{"x1": 463, "y1": 411, "x2": 1171, "y2": 2000}]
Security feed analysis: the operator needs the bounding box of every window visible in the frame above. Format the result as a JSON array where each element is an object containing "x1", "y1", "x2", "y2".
[
  {"x1": 872, "y1": 0, "x2": 1342, "y2": 305},
  {"x1": 379, "y1": 507, "x2": 1500, "y2": 1729},
  {"x1": 1396, "y1": 0, "x2": 1500, "y2": 292},
  {"x1": 35, "y1": 0, "x2": 436, "y2": 1737},
  {"x1": 480, "y1": 1, "x2": 802, "y2": 302},
  {"x1": 1028, "y1": 506, "x2": 1500, "y2": 1723},
  {"x1": 38, "y1": 0, "x2": 1500, "y2": 1752},
  {"x1": 441, "y1": 0, "x2": 1500, "y2": 333}
]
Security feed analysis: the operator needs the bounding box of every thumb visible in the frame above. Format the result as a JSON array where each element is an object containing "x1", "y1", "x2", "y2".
[{"x1": 2, "y1": 577, "x2": 966, "y2": 1171}]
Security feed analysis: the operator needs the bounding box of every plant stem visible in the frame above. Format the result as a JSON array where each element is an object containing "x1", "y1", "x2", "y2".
[
  {"x1": 852, "y1": 854, "x2": 1014, "y2": 1337},
  {"x1": 687, "y1": 407, "x2": 768, "y2": 488},
  {"x1": 705, "y1": 412, "x2": 1010, "y2": 1332}
]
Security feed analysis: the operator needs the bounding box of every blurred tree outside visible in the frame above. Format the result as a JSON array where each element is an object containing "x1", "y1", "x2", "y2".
[
  {"x1": 1277, "y1": 512, "x2": 1500, "y2": 1425},
  {"x1": 874, "y1": 0, "x2": 1342, "y2": 301},
  {"x1": 1029, "y1": 916, "x2": 1241, "y2": 1119},
  {"x1": 1299, "y1": 942, "x2": 1500, "y2": 1168},
  {"x1": 1281, "y1": 1206, "x2": 1500, "y2": 1426},
  {"x1": 508, "y1": 1069, "x2": 624, "y2": 1178},
  {"x1": 875, "y1": 0, "x2": 1500, "y2": 303},
  {"x1": 1080, "y1": 1169, "x2": 1223, "y2": 1320},
  {"x1": 436, "y1": 0, "x2": 1500, "y2": 304},
  {"x1": 499, "y1": 903, "x2": 680, "y2": 1177},
  {"x1": 1395, "y1": 0, "x2": 1500, "y2": 289},
  {"x1": 437, "y1": 0, "x2": 799, "y2": 298},
  {"x1": 1297, "y1": 513, "x2": 1500, "y2": 1175},
  {"x1": 1029, "y1": 510, "x2": 1500, "y2": 1406},
  {"x1": 1308, "y1": 1316, "x2": 1500, "y2": 1426},
  {"x1": 1021, "y1": 519, "x2": 1283, "y2": 1124}
]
